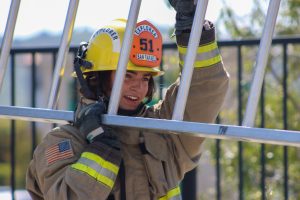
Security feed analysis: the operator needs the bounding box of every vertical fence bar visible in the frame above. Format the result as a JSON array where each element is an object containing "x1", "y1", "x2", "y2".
[
  {"x1": 216, "y1": 139, "x2": 221, "y2": 200},
  {"x1": 238, "y1": 142, "x2": 244, "y2": 200},
  {"x1": 282, "y1": 43, "x2": 289, "y2": 200},
  {"x1": 260, "y1": 81, "x2": 266, "y2": 200},
  {"x1": 159, "y1": 53, "x2": 164, "y2": 99},
  {"x1": 31, "y1": 52, "x2": 37, "y2": 155},
  {"x1": 237, "y1": 46, "x2": 243, "y2": 125},
  {"x1": 243, "y1": 0, "x2": 281, "y2": 127},
  {"x1": 237, "y1": 45, "x2": 244, "y2": 200},
  {"x1": 51, "y1": 51, "x2": 57, "y2": 128},
  {"x1": 260, "y1": 144, "x2": 266, "y2": 200},
  {"x1": 215, "y1": 117, "x2": 221, "y2": 200},
  {"x1": 0, "y1": 0, "x2": 21, "y2": 90},
  {"x1": 52, "y1": 51, "x2": 57, "y2": 74},
  {"x1": 47, "y1": 0, "x2": 79, "y2": 109},
  {"x1": 10, "y1": 53, "x2": 16, "y2": 200},
  {"x1": 172, "y1": 0, "x2": 209, "y2": 120},
  {"x1": 108, "y1": 0, "x2": 141, "y2": 115},
  {"x1": 182, "y1": 170, "x2": 196, "y2": 200},
  {"x1": 71, "y1": 51, "x2": 78, "y2": 110}
]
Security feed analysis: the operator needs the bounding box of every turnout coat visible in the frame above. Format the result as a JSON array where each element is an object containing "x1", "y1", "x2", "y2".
[{"x1": 26, "y1": 23, "x2": 229, "y2": 200}]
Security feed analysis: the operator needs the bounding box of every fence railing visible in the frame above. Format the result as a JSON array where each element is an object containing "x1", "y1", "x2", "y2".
[{"x1": 0, "y1": 36, "x2": 300, "y2": 199}]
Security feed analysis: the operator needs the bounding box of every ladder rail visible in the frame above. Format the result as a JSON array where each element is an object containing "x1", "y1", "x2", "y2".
[
  {"x1": 47, "y1": 0, "x2": 80, "y2": 109},
  {"x1": 108, "y1": 0, "x2": 142, "y2": 115},
  {"x1": 0, "y1": 0, "x2": 21, "y2": 90},
  {"x1": 172, "y1": 0, "x2": 209, "y2": 121},
  {"x1": 0, "y1": 105, "x2": 300, "y2": 148},
  {"x1": 0, "y1": 0, "x2": 297, "y2": 148},
  {"x1": 243, "y1": 0, "x2": 281, "y2": 127}
]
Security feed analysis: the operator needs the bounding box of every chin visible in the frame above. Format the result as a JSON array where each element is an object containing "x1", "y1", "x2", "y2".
[
  {"x1": 122, "y1": 106, "x2": 138, "y2": 111},
  {"x1": 118, "y1": 103, "x2": 134, "y2": 110}
]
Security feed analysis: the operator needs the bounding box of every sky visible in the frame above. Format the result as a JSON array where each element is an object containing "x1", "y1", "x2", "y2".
[{"x1": 0, "y1": 0, "x2": 253, "y2": 39}]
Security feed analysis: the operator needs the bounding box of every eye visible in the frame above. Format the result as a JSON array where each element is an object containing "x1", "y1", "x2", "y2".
[
  {"x1": 143, "y1": 76, "x2": 150, "y2": 82},
  {"x1": 125, "y1": 73, "x2": 132, "y2": 79}
]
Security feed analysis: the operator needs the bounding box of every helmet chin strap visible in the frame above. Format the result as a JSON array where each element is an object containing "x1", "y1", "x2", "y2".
[
  {"x1": 74, "y1": 42, "x2": 97, "y2": 100},
  {"x1": 74, "y1": 57, "x2": 95, "y2": 100}
]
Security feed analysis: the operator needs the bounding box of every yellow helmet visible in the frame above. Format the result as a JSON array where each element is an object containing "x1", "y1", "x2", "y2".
[{"x1": 80, "y1": 19, "x2": 163, "y2": 76}]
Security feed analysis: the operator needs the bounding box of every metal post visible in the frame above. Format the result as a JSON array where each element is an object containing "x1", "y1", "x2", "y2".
[
  {"x1": 31, "y1": 52, "x2": 37, "y2": 155},
  {"x1": 282, "y1": 43, "x2": 289, "y2": 200},
  {"x1": 172, "y1": 0, "x2": 209, "y2": 121},
  {"x1": 237, "y1": 45, "x2": 244, "y2": 200},
  {"x1": 182, "y1": 169, "x2": 196, "y2": 200},
  {"x1": 47, "y1": 0, "x2": 79, "y2": 109},
  {"x1": 0, "y1": 0, "x2": 21, "y2": 90},
  {"x1": 260, "y1": 81, "x2": 266, "y2": 200},
  {"x1": 10, "y1": 53, "x2": 16, "y2": 200},
  {"x1": 215, "y1": 117, "x2": 221, "y2": 200},
  {"x1": 242, "y1": 0, "x2": 281, "y2": 127},
  {"x1": 108, "y1": 0, "x2": 142, "y2": 115}
]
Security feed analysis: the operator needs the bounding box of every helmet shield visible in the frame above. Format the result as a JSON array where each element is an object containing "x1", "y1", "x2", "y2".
[{"x1": 130, "y1": 20, "x2": 162, "y2": 68}]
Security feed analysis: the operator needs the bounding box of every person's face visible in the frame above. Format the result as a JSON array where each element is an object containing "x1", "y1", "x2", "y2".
[{"x1": 110, "y1": 70, "x2": 151, "y2": 110}]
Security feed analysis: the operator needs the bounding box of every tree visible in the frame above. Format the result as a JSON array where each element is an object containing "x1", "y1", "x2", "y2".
[{"x1": 215, "y1": 0, "x2": 300, "y2": 199}]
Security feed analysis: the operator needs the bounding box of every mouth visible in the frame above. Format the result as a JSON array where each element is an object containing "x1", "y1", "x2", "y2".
[
  {"x1": 120, "y1": 94, "x2": 142, "y2": 110},
  {"x1": 124, "y1": 95, "x2": 139, "y2": 102}
]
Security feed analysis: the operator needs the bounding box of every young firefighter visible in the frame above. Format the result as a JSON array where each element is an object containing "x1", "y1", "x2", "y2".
[{"x1": 26, "y1": 1, "x2": 229, "y2": 199}]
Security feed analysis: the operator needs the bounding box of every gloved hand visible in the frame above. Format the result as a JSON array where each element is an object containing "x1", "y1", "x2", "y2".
[
  {"x1": 74, "y1": 101, "x2": 120, "y2": 150},
  {"x1": 169, "y1": 0, "x2": 196, "y2": 34}
]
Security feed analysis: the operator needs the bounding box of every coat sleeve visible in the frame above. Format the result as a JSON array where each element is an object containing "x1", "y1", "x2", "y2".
[
  {"x1": 149, "y1": 21, "x2": 229, "y2": 178},
  {"x1": 26, "y1": 125, "x2": 121, "y2": 200}
]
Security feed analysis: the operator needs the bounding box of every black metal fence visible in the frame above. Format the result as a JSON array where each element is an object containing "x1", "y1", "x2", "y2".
[{"x1": 1, "y1": 36, "x2": 300, "y2": 200}]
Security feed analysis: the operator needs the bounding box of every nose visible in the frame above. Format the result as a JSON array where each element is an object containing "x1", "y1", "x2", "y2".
[{"x1": 131, "y1": 79, "x2": 143, "y2": 90}]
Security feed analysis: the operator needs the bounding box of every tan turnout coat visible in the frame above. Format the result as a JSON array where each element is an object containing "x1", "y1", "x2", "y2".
[{"x1": 26, "y1": 24, "x2": 229, "y2": 200}]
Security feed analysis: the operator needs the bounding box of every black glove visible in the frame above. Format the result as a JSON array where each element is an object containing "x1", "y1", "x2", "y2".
[
  {"x1": 169, "y1": 0, "x2": 196, "y2": 35},
  {"x1": 74, "y1": 101, "x2": 120, "y2": 150}
]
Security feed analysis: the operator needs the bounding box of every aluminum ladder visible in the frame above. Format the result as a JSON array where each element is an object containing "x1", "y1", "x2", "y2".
[{"x1": 0, "y1": 0, "x2": 299, "y2": 147}]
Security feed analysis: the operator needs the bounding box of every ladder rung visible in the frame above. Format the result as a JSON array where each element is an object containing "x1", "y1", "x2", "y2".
[{"x1": 0, "y1": 105, "x2": 299, "y2": 148}]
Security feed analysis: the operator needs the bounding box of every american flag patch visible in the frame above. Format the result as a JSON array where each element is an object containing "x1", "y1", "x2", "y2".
[{"x1": 45, "y1": 140, "x2": 74, "y2": 165}]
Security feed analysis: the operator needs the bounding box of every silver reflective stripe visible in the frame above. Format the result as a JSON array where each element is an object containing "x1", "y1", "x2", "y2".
[
  {"x1": 179, "y1": 48, "x2": 220, "y2": 63},
  {"x1": 169, "y1": 195, "x2": 182, "y2": 200},
  {"x1": 86, "y1": 126, "x2": 104, "y2": 142},
  {"x1": 77, "y1": 157, "x2": 117, "y2": 182}
]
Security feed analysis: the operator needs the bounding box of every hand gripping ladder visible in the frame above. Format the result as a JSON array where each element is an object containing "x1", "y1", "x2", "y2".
[{"x1": 0, "y1": 0, "x2": 300, "y2": 149}]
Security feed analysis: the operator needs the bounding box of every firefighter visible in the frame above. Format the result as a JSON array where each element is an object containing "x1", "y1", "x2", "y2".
[{"x1": 26, "y1": 1, "x2": 229, "y2": 199}]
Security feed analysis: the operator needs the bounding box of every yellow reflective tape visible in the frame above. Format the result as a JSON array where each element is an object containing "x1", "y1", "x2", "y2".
[
  {"x1": 178, "y1": 41, "x2": 218, "y2": 54},
  {"x1": 159, "y1": 196, "x2": 167, "y2": 200},
  {"x1": 159, "y1": 186, "x2": 181, "y2": 200},
  {"x1": 167, "y1": 186, "x2": 181, "y2": 198},
  {"x1": 81, "y1": 152, "x2": 119, "y2": 174},
  {"x1": 72, "y1": 162, "x2": 115, "y2": 188},
  {"x1": 179, "y1": 54, "x2": 221, "y2": 68}
]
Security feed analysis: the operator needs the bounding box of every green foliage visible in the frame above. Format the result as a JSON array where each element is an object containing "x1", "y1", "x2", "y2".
[
  {"x1": 0, "y1": 120, "x2": 43, "y2": 189},
  {"x1": 218, "y1": 0, "x2": 300, "y2": 38},
  {"x1": 210, "y1": 1, "x2": 300, "y2": 199},
  {"x1": 0, "y1": 163, "x2": 10, "y2": 185}
]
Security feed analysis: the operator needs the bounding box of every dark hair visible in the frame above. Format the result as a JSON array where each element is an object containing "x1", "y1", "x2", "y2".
[{"x1": 82, "y1": 71, "x2": 155, "y2": 103}]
